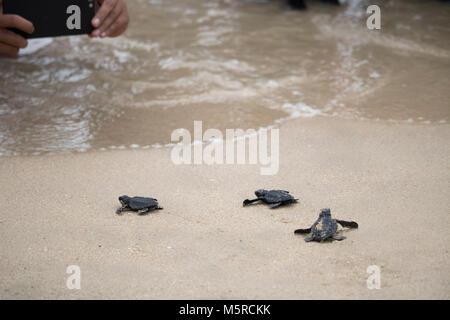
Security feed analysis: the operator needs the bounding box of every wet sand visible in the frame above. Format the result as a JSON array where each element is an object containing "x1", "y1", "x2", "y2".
[
  {"x1": 1, "y1": 0, "x2": 450, "y2": 156},
  {"x1": 0, "y1": 117, "x2": 449, "y2": 299}
]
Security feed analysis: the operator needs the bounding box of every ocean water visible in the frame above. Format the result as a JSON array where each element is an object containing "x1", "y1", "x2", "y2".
[{"x1": 0, "y1": 0, "x2": 449, "y2": 156}]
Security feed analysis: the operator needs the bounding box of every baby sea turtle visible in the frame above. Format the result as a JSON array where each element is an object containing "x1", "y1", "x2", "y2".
[
  {"x1": 294, "y1": 208, "x2": 358, "y2": 242},
  {"x1": 243, "y1": 189, "x2": 298, "y2": 209},
  {"x1": 116, "y1": 195, "x2": 163, "y2": 215}
]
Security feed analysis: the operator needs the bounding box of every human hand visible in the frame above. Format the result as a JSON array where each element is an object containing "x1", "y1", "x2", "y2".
[
  {"x1": 0, "y1": 0, "x2": 34, "y2": 58},
  {"x1": 90, "y1": 0, "x2": 129, "y2": 38}
]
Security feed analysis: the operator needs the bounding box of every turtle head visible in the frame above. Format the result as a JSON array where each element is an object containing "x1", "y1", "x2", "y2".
[
  {"x1": 255, "y1": 189, "x2": 267, "y2": 197},
  {"x1": 119, "y1": 195, "x2": 131, "y2": 205},
  {"x1": 319, "y1": 208, "x2": 331, "y2": 218}
]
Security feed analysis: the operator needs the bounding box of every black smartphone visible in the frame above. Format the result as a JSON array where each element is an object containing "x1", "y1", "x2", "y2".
[{"x1": 3, "y1": 0, "x2": 96, "y2": 39}]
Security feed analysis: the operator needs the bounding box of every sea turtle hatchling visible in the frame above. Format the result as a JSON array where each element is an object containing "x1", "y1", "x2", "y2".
[
  {"x1": 116, "y1": 195, "x2": 163, "y2": 215},
  {"x1": 243, "y1": 189, "x2": 298, "y2": 209},
  {"x1": 294, "y1": 208, "x2": 358, "y2": 242}
]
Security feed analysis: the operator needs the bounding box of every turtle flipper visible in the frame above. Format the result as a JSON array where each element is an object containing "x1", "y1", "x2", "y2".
[
  {"x1": 269, "y1": 202, "x2": 283, "y2": 209},
  {"x1": 332, "y1": 235, "x2": 346, "y2": 241},
  {"x1": 243, "y1": 198, "x2": 261, "y2": 206},
  {"x1": 116, "y1": 206, "x2": 129, "y2": 215},
  {"x1": 138, "y1": 208, "x2": 150, "y2": 215},
  {"x1": 156, "y1": 206, "x2": 163, "y2": 210},
  {"x1": 336, "y1": 220, "x2": 358, "y2": 229},
  {"x1": 294, "y1": 228, "x2": 311, "y2": 234},
  {"x1": 304, "y1": 237, "x2": 314, "y2": 242}
]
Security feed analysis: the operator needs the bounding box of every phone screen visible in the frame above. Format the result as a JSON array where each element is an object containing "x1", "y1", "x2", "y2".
[{"x1": 3, "y1": 0, "x2": 96, "y2": 39}]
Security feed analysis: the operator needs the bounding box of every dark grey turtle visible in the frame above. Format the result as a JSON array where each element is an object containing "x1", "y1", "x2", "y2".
[
  {"x1": 243, "y1": 189, "x2": 298, "y2": 209},
  {"x1": 116, "y1": 195, "x2": 163, "y2": 215},
  {"x1": 294, "y1": 208, "x2": 358, "y2": 242}
]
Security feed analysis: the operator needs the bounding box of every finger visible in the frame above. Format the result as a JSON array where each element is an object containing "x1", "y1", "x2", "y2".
[
  {"x1": 0, "y1": 42, "x2": 19, "y2": 58},
  {"x1": 96, "y1": 1, "x2": 123, "y2": 37},
  {"x1": 103, "y1": 11, "x2": 128, "y2": 37},
  {"x1": 91, "y1": 0, "x2": 118, "y2": 29},
  {"x1": 0, "y1": 29, "x2": 28, "y2": 48},
  {"x1": 0, "y1": 14, "x2": 34, "y2": 34}
]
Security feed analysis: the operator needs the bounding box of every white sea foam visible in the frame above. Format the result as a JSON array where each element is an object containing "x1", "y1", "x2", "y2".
[{"x1": 282, "y1": 102, "x2": 323, "y2": 119}]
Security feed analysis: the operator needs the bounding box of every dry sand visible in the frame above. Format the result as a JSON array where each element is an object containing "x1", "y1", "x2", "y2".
[{"x1": 0, "y1": 117, "x2": 449, "y2": 299}]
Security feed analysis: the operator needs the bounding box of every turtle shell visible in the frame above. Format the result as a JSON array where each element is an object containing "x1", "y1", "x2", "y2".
[
  {"x1": 128, "y1": 197, "x2": 159, "y2": 210},
  {"x1": 310, "y1": 216, "x2": 338, "y2": 241},
  {"x1": 262, "y1": 190, "x2": 294, "y2": 204}
]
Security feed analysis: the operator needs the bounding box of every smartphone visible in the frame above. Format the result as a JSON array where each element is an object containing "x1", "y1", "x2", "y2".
[{"x1": 3, "y1": 0, "x2": 96, "y2": 39}]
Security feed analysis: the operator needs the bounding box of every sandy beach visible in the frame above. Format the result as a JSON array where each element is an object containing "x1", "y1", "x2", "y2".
[
  {"x1": 1, "y1": 0, "x2": 449, "y2": 301},
  {"x1": 0, "y1": 117, "x2": 448, "y2": 299}
]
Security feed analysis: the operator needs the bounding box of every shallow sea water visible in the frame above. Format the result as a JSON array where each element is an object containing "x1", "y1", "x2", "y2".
[{"x1": 0, "y1": 0, "x2": 449, "y2": 155}]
